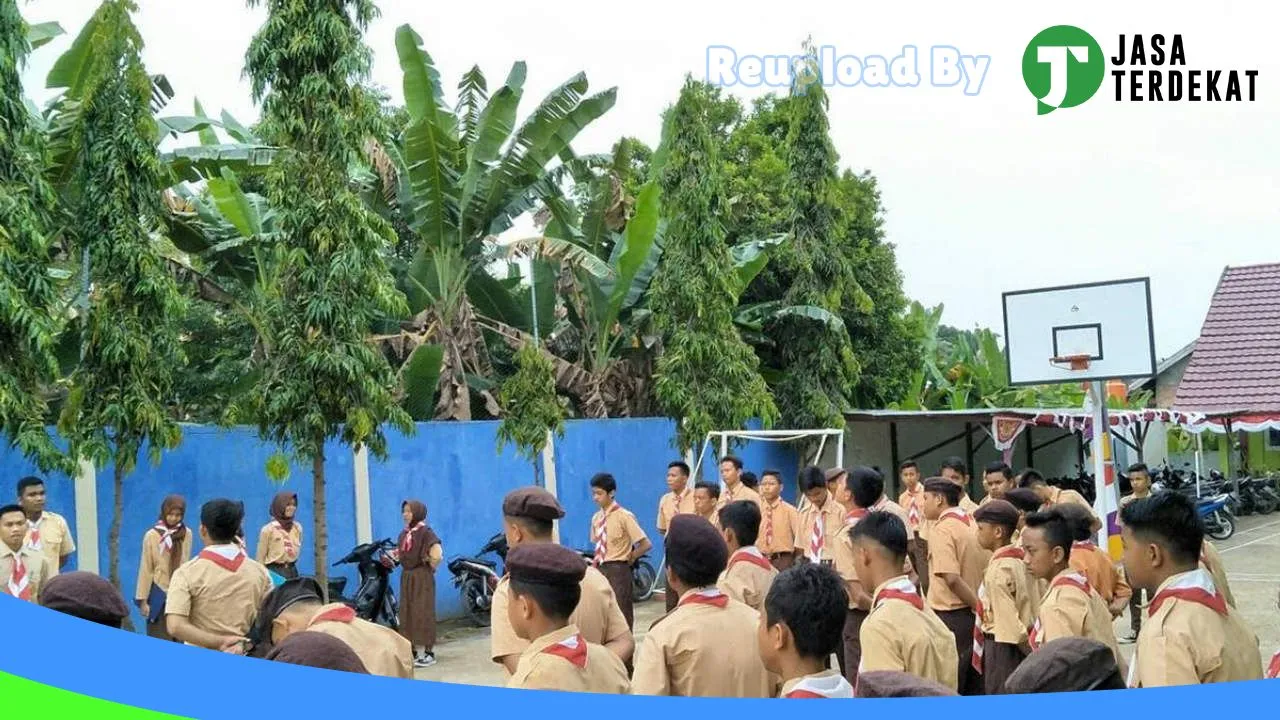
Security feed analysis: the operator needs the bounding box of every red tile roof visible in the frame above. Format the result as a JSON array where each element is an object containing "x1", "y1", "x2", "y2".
[{"x1": 1173, "y1": 263, "x2": 1280, "y2": 412}]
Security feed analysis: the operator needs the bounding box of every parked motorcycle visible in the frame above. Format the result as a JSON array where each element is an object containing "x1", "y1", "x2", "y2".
[
  {"x1": 331, "y1": 538, "x2": 400, "y2": 629},
  {"x1": 448, "y1": 533, "x2": 505, "y2": 628},
  {"x1": 576, "y1": 549, "x2": 659, "y2": 602},
  {"x1": 1197, "y1": 494, "x2": 1236, "y2": 541},
  {"x1": 1240, "y1": 477, "x2": 1278, "y2": 515}
]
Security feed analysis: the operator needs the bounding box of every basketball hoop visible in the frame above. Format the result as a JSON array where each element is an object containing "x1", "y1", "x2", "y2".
[{"x1": 1050, "y1": 354, "x2": 1093, "y2": 372}]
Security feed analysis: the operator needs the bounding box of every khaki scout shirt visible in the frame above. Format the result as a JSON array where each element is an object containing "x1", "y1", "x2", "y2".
[
  {"x1": 508, "y1": 624, "x2": 630, "y2": 694},
  {"x1": 255, "y1": 521, "x2": 303, "y2": 566},
  {"x1": 795, "y1": 497, "x2": 844, "y2": 561},
  {"x1": 589, "y1": 504, "x2": 647, "y2": 564},
  {"x1": 24, "y1": 511, "x2": 74, "y2": 576},
  {"x1": 925, "y1": 508, "x2": 989, "y2": 612},
  {"x1": 1, "y1": 543, "x2": 52, "y2": 603},
  {"x1": 719, "y1": 482, "x2": 763, "y2": 511},
  {"x1": 959, "y1": 494, "x2": 980, "y2": 515},
  {"x1": 165, "y1": 546, "x2": 273, "y2": 641},
  {"x1": 135, "y1": 527, "x2": 193, "y2": 600},
  {"x1": 1045, "y1": 487, "x2": 1099, "y2": 526},
  {"x1": 1200, "y1": 540, "x2": 1235, "y2": 608},
  {"x1": 657, "y1": 487, "x2": 696, "y2": 534},
  {"x1": 1132, "y1": 569, "x2": 1262, "y2": 687},
  {"x1": 1069, "y1": 541, "x2": 1132, "y2": 604},
  {"x1": 978, "y1": 546, "x2": 1038, "y2": 644},
  {"x1": 717, "y1": 547, "x2": 778, "y2": 612},
  {"x1": 860, "y1": 576, "x2": 959, "y2": 691},
  {"x1": 306, "y1": 603, "x2": 413, "y2": 678},
  {"x1": 757, "y1": 498, "x2": 799, "y2": 556},
  {"x1": 1031, "y1": 569, "x2": 1122, "y2": 669},
  {"x1": 900, "y1": 486, "x2": 933, "y2": 541},
  {"x1": 632, "y1": 588, "x2": 774, "y2": 697},
  {"x1": 490, "y1": 563, "x2": 629, "y2": 670}
]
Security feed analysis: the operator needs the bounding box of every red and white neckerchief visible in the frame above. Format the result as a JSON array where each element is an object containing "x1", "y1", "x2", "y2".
[
  {"x1": 1147, "y1": 568, "x2": 1228, "y2": 618},
  {"x1": 679, "y1": 588, "x2": 729, "y2": 609},
  {"x1": 400, "y1": 521, "x2": 425, "y2": 553},
  {"x1": 25, "y1": 517, "x2": 41, "y2": 552},
  {"x1": 592, "y1": 503, "x2": 620, "y2": 566},
  {"x1": 5, "y1": 551, "x2": 32, "y2": 600},
  {"x1": 272, "y1": 520, "x2": 298, "y2": 559},
  {"x1": 808, "y1": 505, "x2": 826, "y2": 561},
  {"x1": 1266, "y1": 649, "x2": 1280, "y2": 680},
  {"x1": 310, "y1": 605, "x2": 357, "y2": 626},
  {"x1": 762, "y1": 500, "x2": 776, "y2": 550},
  {"x1": 154, "y1": 522, "x2": 181, "y2": 554},
  {"x1": 971, "y1": 546, "x2": 1026, "y2": 673},
  {"x1": 872, "y1": 576, "x2": 923, "y2": 611},
  {"x1": 939, "y1": 507, "x2": 971, "y2": 526},
  {"x1": 541, "y1": 633, "x2": 589, "y2": 669},
  {"x1": 783, "y1": 672, "x2": 854, "y2": 699},
  {"x1": 199, "y1": 545, "x2": 247, "y2": 573},
  {"x1": 1028, "y1": 571, "x2": 1090, "y2": 650},
  {"x1": 844, "y1": 507, "x2": 867, "y2": 527},
  {"x1": 728, "y1": 546, "x2": 773, "y2": 572}
]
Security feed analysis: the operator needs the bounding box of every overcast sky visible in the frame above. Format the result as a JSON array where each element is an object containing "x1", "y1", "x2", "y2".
[{"x1": 21, "y1": 0, "x2": 1279, "y2": 362}]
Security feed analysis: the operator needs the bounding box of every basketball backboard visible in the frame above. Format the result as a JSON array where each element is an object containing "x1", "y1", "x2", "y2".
[{"x1": 1002, "y1": 277, "x2": 1156, "y2": 386}]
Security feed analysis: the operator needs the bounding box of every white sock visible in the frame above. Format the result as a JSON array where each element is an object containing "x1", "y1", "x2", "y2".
[{"x1": 414, "y1": 645, "x2": 426, "y2": 655}]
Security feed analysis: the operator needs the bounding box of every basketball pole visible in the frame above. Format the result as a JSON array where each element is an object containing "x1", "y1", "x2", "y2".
[{"x1": 1088, "y1": 381, "x2": 1121, "y2": 560}]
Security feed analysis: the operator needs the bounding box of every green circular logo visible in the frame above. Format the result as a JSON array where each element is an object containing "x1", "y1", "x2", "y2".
[{"x1": 1022, "y1": 26, "x2": 1105, "y2": 115}]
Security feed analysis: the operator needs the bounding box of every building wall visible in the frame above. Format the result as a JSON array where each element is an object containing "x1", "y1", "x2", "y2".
[{"x1": 1153, "y1": 354, "x2": 1193, "y2": 409}]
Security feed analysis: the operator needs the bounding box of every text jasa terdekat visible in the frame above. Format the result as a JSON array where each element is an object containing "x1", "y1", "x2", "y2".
[{"x1": 1111, "y1": 34, "x2": 1258, "y2": 102}]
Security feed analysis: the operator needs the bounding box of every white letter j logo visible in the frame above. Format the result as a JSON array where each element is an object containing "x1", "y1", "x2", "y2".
[{"x1": 1036, "y1": 45, "x2": 1088, "y2": 108}]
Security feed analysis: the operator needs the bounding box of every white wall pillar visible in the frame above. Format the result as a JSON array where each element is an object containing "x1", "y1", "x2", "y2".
[
  {"x1": 74, "y1": 458, "x2": 99, "y2": 574},
  {"x1": 353, "y1": 446, "x2": 372, "y2": 545},
  {"x1": 543, "y1": 429, "x2": 560, "y2": 544}
]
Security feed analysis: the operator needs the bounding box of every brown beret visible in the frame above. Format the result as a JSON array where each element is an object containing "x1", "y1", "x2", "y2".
[
  {"x1": 665, "y1": 514, "x2": 728, "y2": 579},
  {"x1": 502, "y1": 486, "x2": 565, "y2": 522},
  {"x1": 855, "y1": 670, "x2": 957, "y2": 698},
  {"x1": 1004, "y1": 637, "x2": 1125, "y2": 693},
  {"x1": 506, "y1": 543, "x2": 587, "y2": 587},
  {"x1": 923, "y1": 477, "x2": 956, "y2": 495},
  {"x1": 823, "y1": 467, "x2": 848, "y2": 482},
  {"x1": 39, "y1": 571, "x2": 130, "y2": 628},
  {"x1": 266, "y1": 631, "x2": 369, "y2": 674},
  {"x1": 974, "y1": 499, "x2": 1020, "y2": 527}
]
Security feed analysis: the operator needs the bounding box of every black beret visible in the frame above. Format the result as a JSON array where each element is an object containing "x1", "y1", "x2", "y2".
[
  {"x1": 855, "y1": 670, "x2": 957, "y2": 697},
  {"x1": 665, "y1": 514, "x2": 728, "y2": 577},
  {"x1": 502, "y1": 487, "x2": 565, "y2": 521},
  {"x1": 39, "y1": 572, "x2": 130, "y2": 627},
  {"x1": 266, "y1": 631, "x2": 369, "y2": 674},
  {"x1": 1004, "y1": 488, "x2": 1043, "y2": 513},
  {"x1": 974, "y1": 499, "x2": 1020, "y2": 527},
  {"x1": 923, "y1": 477, "x2": 957, "y2": 494},
  {"x1": 1004, "y1": 637, "x2": 1125, "y2": 693},
  {"x1": 506, "y1": 543, "x2": 587, "y2": 587}
]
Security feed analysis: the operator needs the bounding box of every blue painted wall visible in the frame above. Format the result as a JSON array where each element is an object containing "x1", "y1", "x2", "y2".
[{"x1": 1, "y1": 419, "x2": 798, "y2": 627}]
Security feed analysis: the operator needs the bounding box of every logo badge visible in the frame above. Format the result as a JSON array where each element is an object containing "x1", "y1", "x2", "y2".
[{"x1": 1023, "y1": 26, "x2": 1105, "y2": 114}]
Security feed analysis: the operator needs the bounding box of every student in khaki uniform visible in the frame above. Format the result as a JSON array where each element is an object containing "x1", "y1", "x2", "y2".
[
  {"x1": 256, "y1": 491, "x2": 303, "y2": 579},
  {"x1": 1120, "y1": 492, "x2": 1262, "y2": 687},
  {"x1": 829, "y1": 467, "x2": 873, "y2": 682},
  {"x1": 135, "y1": 494, "x2": 193, "y2": 640},
  {"x1": 166, "y1": 499, "x2": 274, "y2": 653},
  {"x1": 492, "y1": 487, "x2": 633, "y2": 674},
  {"x1": 255, "y1": 577, "x2": 413, "y2": 678},
  {"x1": 757, "y1": 470, "x2": 800, "y2": 571},
  {"x1": 633, "y1": 514, "x2": 773, "y2": 698},
  {"x1": 983, "y1": 462, "x2": 1015, "y2": 503},
  {"x1": 1021, "y1": 509, "x2": 1122, "y2": 670},
  {"x1": 850, "y1": 510, "x2": 959, "y2": 692},
  {"x1": 718, "y1": 455, "x2": 763, "y2": 510},
  {"x1": 2, "y1": 504, "x2": 52, "y2": 603},
  {"x1": 759, "y1": 563, "x2": 854, "y2": 698},
  {"x1": 1020, "y1": 469, "x2": 1101, "y2": 532},
  {"x1": 657, "y1": 460, "x2": 696, "y2": 611},
  {"x1": 795, "y1": 465, "x2": 844, "y2": 565},
  {"x1": 692, "y1": 482, "x2": 722, "y2": 530},
  {"x1": 898, "y1": 461, "x2": 931, "y2": 596},
  {"x1": 1119, "y1": 463, "x2": 1153, "y2": 639},
  {"x1": 505, "y1": 543, "x2": 630, "y2": 694},
  {"x1": 972, "y1": 500, "x2": 1038, "y2": 695},
  {"x1": 716, "y1": 500, "x2": 778, "y2": 612},
  {"x1": 589, "y1": 472, "x2": 651, "y2": 631},
  {"x1": 17, "y1": 477, "x2": 75, "y2": 575},
  {"x1": 939, "y1": 457, "x2": 981, "y2": 514},
  {"x1": 1058, "y1": 503, "x2": 1131, "y2": 618},
  {"x1": 921, "y1": 477, "x2": 988, "y2": 695}
]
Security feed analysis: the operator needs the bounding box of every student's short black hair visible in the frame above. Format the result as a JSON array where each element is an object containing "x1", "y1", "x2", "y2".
[
  {"x1": 848, "y1": 511, "x2": 908, "y2": 565},
  {"x1": 1127, "y1": 462, "x2": 1150, "y2": 475},
  {"x1": 847, "y1": 466, "x2": 884, "y2": 509},
  {"x1": 984, "y1": 461, "x2": 1013, "y2": 479},
  {"x1": 17, "y1": 476, "x2": 44, "y2": 497},
  {"x1": 668, "y1": 461, "x2": 691, "y2": 477},
  {"x1": 1055, "y1": 503, "x2": 1095, "y2": 542},
  {"x1": 760, "y1": 469, "x2": 782, "y2": 483},
  {"x1": 940, "y1": 456, "x2": 968, "y2": 476},
  {"x1": 718, "y1": 500, "x2": 761, "y2": 546},
  {"x1": 200, "y1": 499, "x2": 245, "y2": 544},
  {"x1": 1120, "y1": 491, "x2": 1203, "y2": 565},
  {"x1": 510, "y1": 578, "x2": 582, "y2": 622},
  {"x1": 798, "y1": 465, "x2": 826, "y2": 493},
  {"x1": 974, "y1": 505, "x2": 1018, "y2": 538},
  {"x1": 1019, "y1": 469, "x2": 1048, "y2": 488},
  {"x1": 741, "y1": 471, "x2": 759, "y2": 490},
  {"x1": 589, "y1": 473, "x2": 617, "y2": 494},
  {"x1": 1023, "y1": 509, "x2": 1072, "y2": 558},
  {"x1": 1005, "y1": 488, "x2": 1042, "y2": 514},
  {"x1": 0, "y1": 504, "x2": 24, "y2": 521},
  {"x1": 720, "y1": 455, "x2": 743, "y2": 470},
  {"x1": 899, "y1": 460, "x2": 918, "y2": 472},
  {"x1": 924, "y1": 479, "x2": 961, "y2": 507},
  {"x1": 693, "y1": 481, "x2": 720, "y2": 500},
  {"x1": 764, "y1": 564, "x2": 848, "y2": 660},
  {"x1": 508, "y1": 515, "x2": 554, "y2": 539}
]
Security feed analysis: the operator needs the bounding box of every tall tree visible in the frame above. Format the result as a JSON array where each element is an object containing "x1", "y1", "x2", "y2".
[
  {"x1": 649, "y1": 78, "x2": 777, "y2": 453},
  {"x1": 243, "y1": 0, "x2": 412, "y2": 585},
  {"x1": 0, "y1": 1, "x2": 69, "y2": 472},
  {"x1": 56, "y1": 0, "x2": 184, "y2": 592}
]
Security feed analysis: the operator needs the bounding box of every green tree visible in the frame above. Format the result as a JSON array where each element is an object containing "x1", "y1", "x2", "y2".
[
  {"x1": 649, "y1": 78, "x2": 777, "y2": 453},
  {"x1": 55, "y1": 0, "x2": 185, "y2": 592},
  {"x1": 0, "y1": 1, "x2": 70, "y2": 472},
  {"x1": 243, "y1": 0, "x2": 412, "y2": 585},
  {"x1": 496, "y1": 344, "x2": 565, "y2": 483}
]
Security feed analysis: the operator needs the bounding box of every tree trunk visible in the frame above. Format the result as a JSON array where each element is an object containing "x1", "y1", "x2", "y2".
[
  {"x1": 313, "y1": 447, "x2": 327, "y2": 591},
  {"x1": 109, "y1": 462, "x2": 123, "y2": 590}
]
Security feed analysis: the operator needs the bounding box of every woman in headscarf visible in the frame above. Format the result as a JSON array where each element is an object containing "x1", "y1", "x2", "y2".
[
  {"x1": 265, "y1": 631, "x2": 369, "y2": 674},
  {"x1": 397, "y1": 499, "x2": 443, "y2": 668},
  {"x1": 134, "y1": 495, "x2": 192, "y2": 640},
  {"x1": 256, "y1": 491, "x2": 303, "y2": 579}
]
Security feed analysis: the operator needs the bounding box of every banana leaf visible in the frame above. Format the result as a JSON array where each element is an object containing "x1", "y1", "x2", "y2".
[{"x1": 401, "y1": 344, "x2": 444, "y2": 420}]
